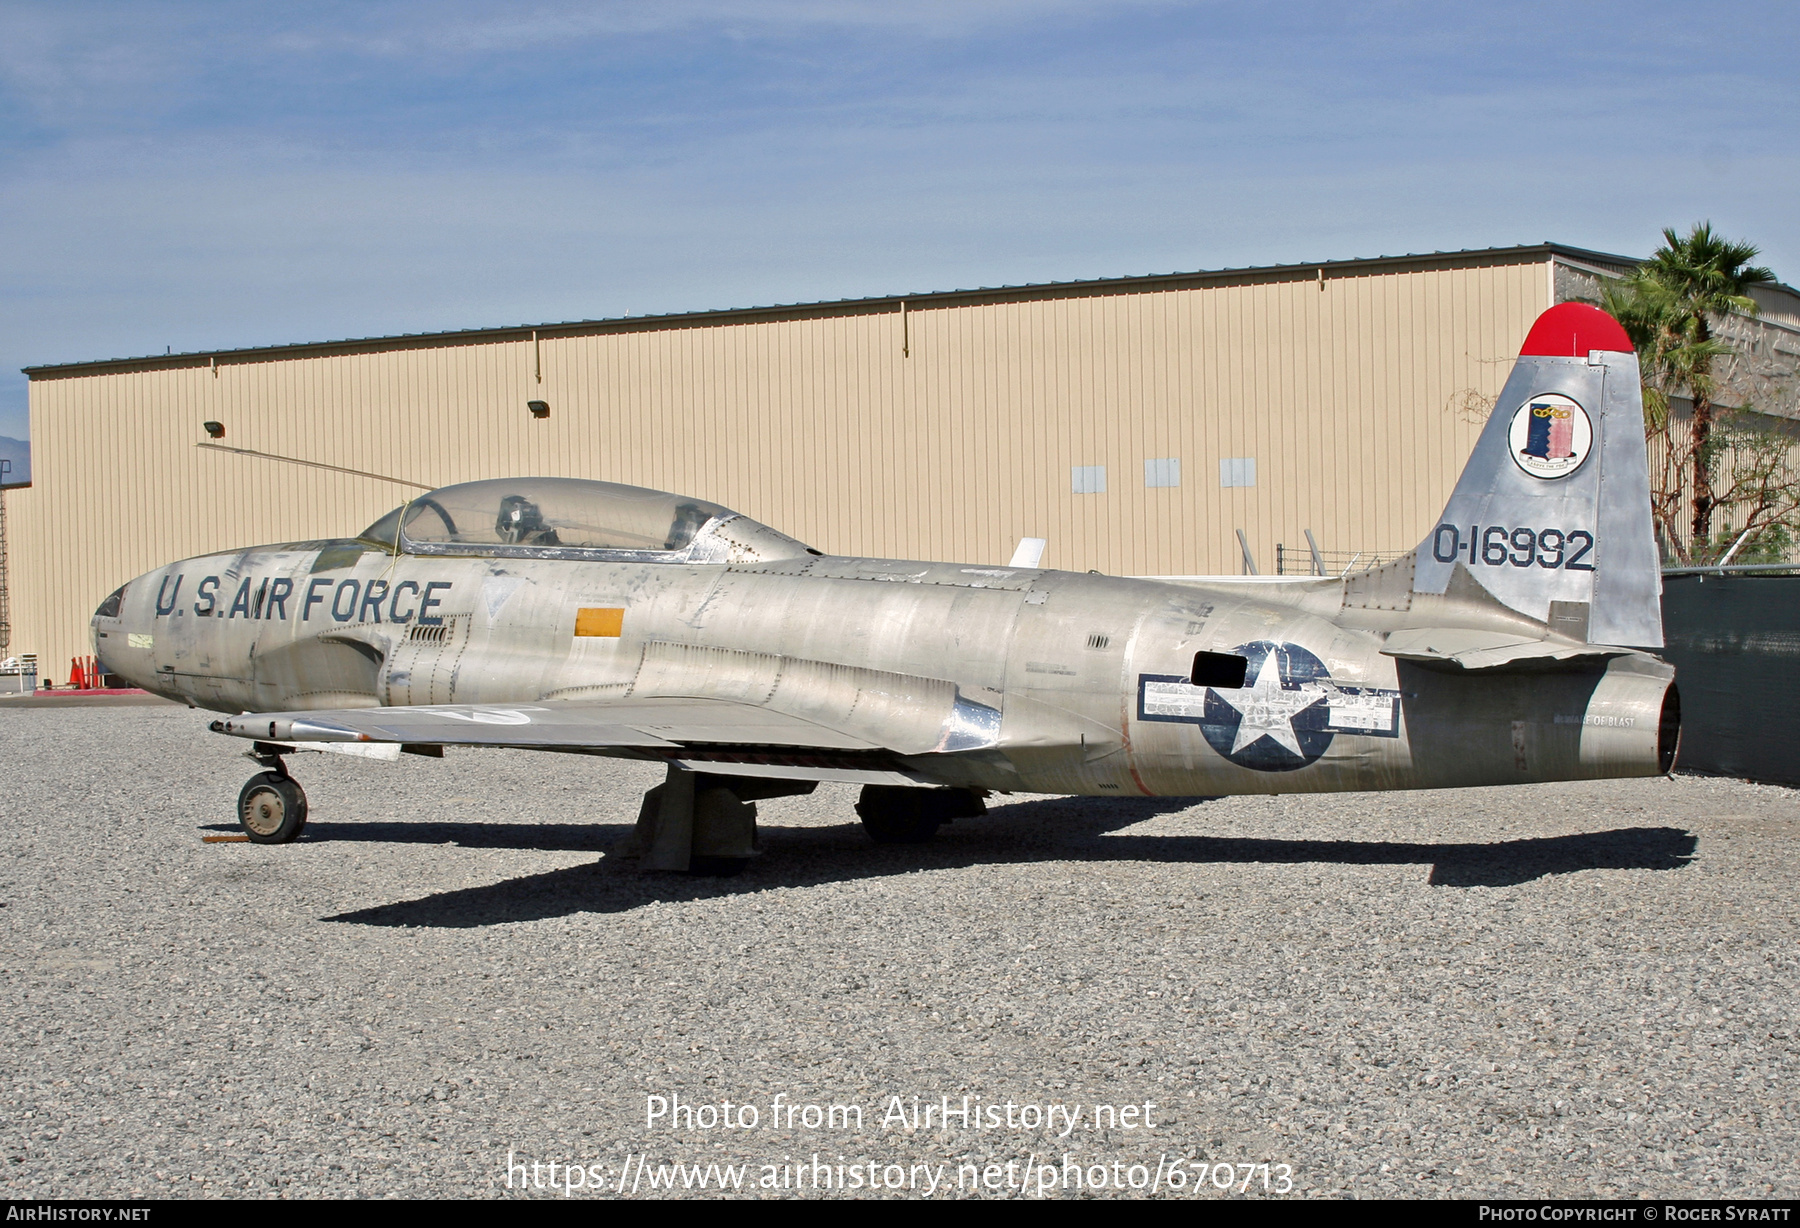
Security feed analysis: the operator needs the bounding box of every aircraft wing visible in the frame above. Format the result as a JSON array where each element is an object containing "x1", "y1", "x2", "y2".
[
  {"x1": 213, "y1": 643, "x2": 1009, "y2": 783},
  {"x1": 213, "y1": 696, "x2": 960, "y2": 786},
  {"x1": 216, "y1": 696, "x2": 887, "y2": 752}
]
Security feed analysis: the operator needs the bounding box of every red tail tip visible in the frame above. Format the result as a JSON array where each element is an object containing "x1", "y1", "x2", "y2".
[{"x1": 1519, "y1": 302, "x2": 1633, "y2": 358}]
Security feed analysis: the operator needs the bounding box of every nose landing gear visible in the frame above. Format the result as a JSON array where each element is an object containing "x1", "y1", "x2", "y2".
[{"x1": 236, "y1": 743, "x2": 309, "y2": 843}]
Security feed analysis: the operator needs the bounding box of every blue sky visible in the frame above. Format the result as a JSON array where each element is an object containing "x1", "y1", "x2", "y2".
[{"x1": 2, "y1": 0, "x2": 1796, "y2": 441}]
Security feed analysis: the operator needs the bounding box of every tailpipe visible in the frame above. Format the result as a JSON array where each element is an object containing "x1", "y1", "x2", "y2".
[
  {"x1": 1573, "y1": 654, "x2": 1680, "y2": 779},
  {"x1": 1658, "y1": 682, "x2": 1681, "y2": 775}
]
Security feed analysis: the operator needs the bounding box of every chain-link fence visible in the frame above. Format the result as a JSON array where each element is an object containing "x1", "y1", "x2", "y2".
[{"x1": 1275, "y1": 544, "x2": 1409, "y2": 576}]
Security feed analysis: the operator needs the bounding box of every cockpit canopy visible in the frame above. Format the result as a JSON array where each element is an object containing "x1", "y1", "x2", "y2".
[{"x1": 357, "y1": 477, "x2": 815, "y2": 564}]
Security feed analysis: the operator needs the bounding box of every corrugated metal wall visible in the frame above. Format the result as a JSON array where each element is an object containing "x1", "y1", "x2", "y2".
[
  {"x1": 1644, "y1": 411, "x2": 1800, "y2": 563},
  {"x1": 13, "y1": 254, "x2": 1548, "y2": 674}
]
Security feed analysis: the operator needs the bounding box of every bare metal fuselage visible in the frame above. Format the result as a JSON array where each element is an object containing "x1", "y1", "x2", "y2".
[{"x1": 100, "y1": 537, "x2": 1675, "y2": 797}]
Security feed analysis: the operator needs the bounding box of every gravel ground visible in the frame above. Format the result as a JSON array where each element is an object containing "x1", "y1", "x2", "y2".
[{"x1": 1, "y1": 699, "x2": 1795, "y2": 1200}]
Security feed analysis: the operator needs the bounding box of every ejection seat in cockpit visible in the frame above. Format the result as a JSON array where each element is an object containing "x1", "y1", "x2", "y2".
[{"x1": 495, "y1": 494, "x2": 562, "y2": 547}]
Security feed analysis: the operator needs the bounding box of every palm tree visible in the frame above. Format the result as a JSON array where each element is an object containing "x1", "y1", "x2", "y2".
[
  {"x1": 1629, "y1": 224, "x2": 1775, "y2": 546},
  {"x1": 1603, "y1": 272, "x2": 1734, "y2": 560}
]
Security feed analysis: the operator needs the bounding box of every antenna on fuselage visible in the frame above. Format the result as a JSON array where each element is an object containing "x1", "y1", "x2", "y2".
[
  {"x1": 194, "y1": 442, "x2": 433, "y2": 490},
  {"x1": 1009, "y1": 537, "x2": 1047, "y2": 568}
]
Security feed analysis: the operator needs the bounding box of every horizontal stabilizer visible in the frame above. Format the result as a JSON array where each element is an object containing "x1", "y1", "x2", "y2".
[{"x1": 1381, "y1": 627, "x2": 1636, "y2": 671}]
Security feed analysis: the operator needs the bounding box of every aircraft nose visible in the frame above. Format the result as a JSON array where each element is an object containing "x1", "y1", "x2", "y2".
[{"x1": 91, "y1": 577, "x2": 153, "y2": 688}]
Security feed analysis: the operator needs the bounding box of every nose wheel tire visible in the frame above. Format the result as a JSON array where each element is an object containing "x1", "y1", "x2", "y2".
[{"x1": 238, "y1": 772, "x2": 308, "y2": 844}]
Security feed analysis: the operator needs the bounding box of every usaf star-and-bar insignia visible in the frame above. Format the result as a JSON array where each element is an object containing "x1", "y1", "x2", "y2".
[{"x1": 1137, "y1": 641, "x2": 1403, "y2": 772}]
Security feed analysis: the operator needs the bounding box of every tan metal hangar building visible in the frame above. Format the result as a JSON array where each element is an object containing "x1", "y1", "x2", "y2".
[{"x1": 5, "y1": 241, "x2": 1733, "y2": 677}]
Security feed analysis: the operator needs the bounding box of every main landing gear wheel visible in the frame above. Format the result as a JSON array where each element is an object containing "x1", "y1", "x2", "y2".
[
  {"x1": 855, "y1": 785, "x2": 987, "y2": 844},
  {"x1": 238, "y1": 772, "x2": 308, "y2": 844}
]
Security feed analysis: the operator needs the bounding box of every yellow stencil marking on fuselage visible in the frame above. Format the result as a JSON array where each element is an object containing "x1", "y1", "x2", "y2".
[{"x1": 575, "y1": 607, "x2": 626, "y2": 637}]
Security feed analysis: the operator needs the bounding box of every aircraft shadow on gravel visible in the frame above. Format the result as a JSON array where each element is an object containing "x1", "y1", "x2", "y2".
[{"x1": 314, "y1": 795, "x2": 1699, "y2": 929}]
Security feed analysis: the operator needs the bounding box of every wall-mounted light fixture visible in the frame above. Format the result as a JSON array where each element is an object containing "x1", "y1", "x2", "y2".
[
  {"x1": 527, "y1": 400, "x2": 550, "y2": 420},
  {"x1": 203, "y1": 421, "x2": 225, "y2": 439}
]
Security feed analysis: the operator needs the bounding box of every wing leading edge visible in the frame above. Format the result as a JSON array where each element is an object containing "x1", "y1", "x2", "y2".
[{"x1": 218, "y1": 695, "x2": 878, "y2": 751}]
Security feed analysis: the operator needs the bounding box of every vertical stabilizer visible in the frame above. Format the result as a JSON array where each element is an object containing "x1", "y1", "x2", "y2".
[{"x1": 1412, "y1": 303, "x2": 1662, "y2": 647}]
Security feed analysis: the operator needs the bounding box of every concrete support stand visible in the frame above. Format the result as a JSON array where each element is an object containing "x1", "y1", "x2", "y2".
[
  {"x1": 624, "y1": 765, "x2": 765, "y2": 871},
  {"x1": 640, "y1": 766, "x2": 696, "y2": 871}
]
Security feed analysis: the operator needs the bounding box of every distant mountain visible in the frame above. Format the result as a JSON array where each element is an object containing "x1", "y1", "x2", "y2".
[{"x1": 0, "y1": 436, "x2": 28, "y2": 487}]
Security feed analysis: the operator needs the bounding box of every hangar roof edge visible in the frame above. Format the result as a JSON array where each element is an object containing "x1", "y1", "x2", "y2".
[{"x1": 17, "y1": 241, "x2": 1663, "y2": 379}]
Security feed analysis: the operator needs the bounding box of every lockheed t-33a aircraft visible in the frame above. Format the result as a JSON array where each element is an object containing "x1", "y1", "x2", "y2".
[{"x1": 94, "y1": 303, "x2": 1678, "y2": 873}]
